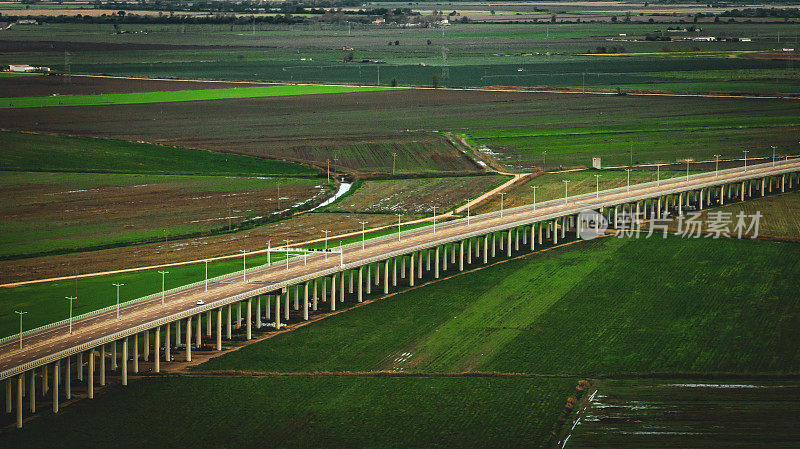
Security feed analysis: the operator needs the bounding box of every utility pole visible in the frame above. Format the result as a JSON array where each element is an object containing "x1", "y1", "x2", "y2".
[
  {"x1": 500, "y1": 192, "x2": 506, "y2": 217},
  {"x1": 392, "y1": 152, "x2": 397, "y2": 176},
  {"x1": 284, "y1": 239, "x2": 292, "y2": 271},
  {"x1": 542, "y1": 150, "x2": 547, "y2": 168},
  {"x1": 656, "y1": 164, "x2": 662, "y2": 186},
  {"x1": 625, "y1": 169, "x2": 632, "y2": 192},
  {"x1": 396, "y1": 214, "x2": 402, "y2": 241},
  {"x1": 322, "y1": 230, "x2": 330, "y2": 260},
  {"x1": 743, "y1": 150, "x2": 749, "y2": 172},
  {"x1": 158, "y1": 270, "x2": 168, "y2": 306},
  {"x1": 15, "y1": 311, "x2": 27, "y2": 351},
  {"x1": 594, "y1": 175, "x2": 601, "y2": 198},
  {"x1": 327, "y1": 159, "x2": 330, "y2": 183},
  {"x1": 359, "y1": 221, "x2": 368, "y2": 250},
  {"x1": 771, "y1": 146, "x2": 777, "y2": 167},
  {"x1": 241, "y1": 250, "x2": 248, "y2": 282},
  {"x1": 686, "y1": 159, "x2": 690, "y2": 181},
  {"x1": 432, "y1": 206, "x2": 438, "y2": 234},
  {"x1": 714, "y1": 155, "x2": 721, "y2": 178},
  {"x1": 113, "y1": 283, "x2": 124, "y2": 320},
  {"x1": 563, "y1": 179, "x2": 571, "y2": 205},
  {"x1": 531, "y1": 185, "x2": 538, "y2": 211},
  {"x1": 204, "y1": 260, "x2": 209, "y2": 291},
  {"x1": 65, "y1": 296, "x2": 76, "y2": 334}
]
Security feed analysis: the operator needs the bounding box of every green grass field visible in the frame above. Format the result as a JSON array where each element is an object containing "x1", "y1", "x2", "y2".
[
  {"x1": 0, "y1": 375, "x2": 576, "y2": 448},
  {"x1": 0, "y1": 130, "x2": 317, "y2": 176},
  {"x1": 0, "y1": 85, "x2": 390, "y2": 108},
  {"x1": 196, "y1": 235, "x2": 800, "y2": 375}
]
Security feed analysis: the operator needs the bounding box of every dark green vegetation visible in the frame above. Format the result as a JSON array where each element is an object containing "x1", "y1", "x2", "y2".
[
  {"x1": 569, "y1": 379, "x2": 800, "y2": 448},
  {"x1": 4, "y1": 23, "x2": 800, "y2": 94},
  {"x1": 0, "y1": 130, "x2": 317, "y2": 176},
  {"x1": 0, "y1": 376, "x2": 576, "y2": 448},
  {"x1": 0, "y1": 84, "x2": 389, "y2": 108},
  {"x1": 198, "y1": 235, "x2": 800, "y2": 375}
]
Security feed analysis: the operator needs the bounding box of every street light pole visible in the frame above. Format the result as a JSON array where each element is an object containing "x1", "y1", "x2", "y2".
[
  {"x1": 531, "y1": 185, "x2": 538, "y2": 211},
  {"x1": 15, "y1": 310, "x2": 27, "y2": 351},
  {"x1": 625, "y1": 169, "x2": 632, "y2": 192},
  {"x1": 743, "y1": 150, "x2": 749, "y2": 172},
  {"x1": 284, "y1": 239, "x2": 291, "y2": 271},
  {"x1": 594, "y1": 175, "x2": 601, "y2": 198},
  {"x1": 392, "y1": 152, "x2": 397, "y2": 176},
  {"x1": 499, "y1": 193, "x2": 506, "y2": 217},
  {"x1": 65, "y1": 296, "x2": 76, "y2": 334},
  {"x1": 771, "y1": 145, "x2": 777, "y2": 167},
  {"x1": 686, "y1": 160, "x2": 690, "y2": 181},
  {"x1": 713, "y1": 154, "x2": 721, "y2": 178},
  {"x1": 158, "y1": 271, "x2": 168, "y2": 305},
  {"x1": 563, "y1": 179, "x2": 571, "y2": 205},
  {"x1": 396, "y1": 214, "x2": 402, "y2": 241},
  {"x1": 241, "y1": 250, "x2": 247, "y2": 283},
  {"x1": 656, "y1": 164, "x2": 662, "y2": 186},
  {"x1": 542, "y1": 151, "x2": 547, "y2": 168},
  {"x1": 113, "y1": 282, "x2": 124, "y2": 320},
  {"x1": 322, "y1": 230, "x2": 330, "y2": 260},
  {"x1": 432, "y1": 206, "x2": 437, "y2": 234},
  {"x1": 467, "y1": 204, "x2": 470, "y2": 226},
  {"x1": 359, "y1": 221, "x2": 368, "y2": 250},
  {"x1": 204, "y1": 260, "x2": 208, "y2": 292}
]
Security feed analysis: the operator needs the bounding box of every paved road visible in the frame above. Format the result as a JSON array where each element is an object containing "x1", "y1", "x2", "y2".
[{"x1": 1, "y1": 159, "x2": 798, "y2": 379}]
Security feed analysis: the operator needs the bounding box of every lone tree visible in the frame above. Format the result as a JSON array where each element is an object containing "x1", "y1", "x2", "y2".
[{"x1": 432, "y1": 74, "x2": 440, "y2": 88}]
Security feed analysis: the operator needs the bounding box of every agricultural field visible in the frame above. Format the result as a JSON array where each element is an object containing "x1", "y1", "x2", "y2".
[
  {"x1": 2, "y1": 23, "x2": 799, "y2": 93},
  {"x1": 0, "y1": 171, "x2": 331, "y2": 259},
  {"x1": 568, "y1": 379, "x2": 800, "y2": 448},
  {"x1": 0, "y1": 376, "x2": 577, "y2": 448},
  {"x1": 0, "y1": 84, "x2": 390, "y2": 108},
  {"x1": 0, "y1": 75, "x2": 266, "y2": 97},
  {"x1": 0, "y1": 130, "x2": 317, "y2": 176},
  {"x1": 196, "y1": 235, "x2": 800, "y2": 375},
  {"x1": 473, "y1": 168, "x2": 698, "y2": 214},
  {"x1": 3, "y1": 87, "x2": 797, "y2": 174},
  {"x1": 325, "y1": 174, "x2": 507, "y2": 214}
]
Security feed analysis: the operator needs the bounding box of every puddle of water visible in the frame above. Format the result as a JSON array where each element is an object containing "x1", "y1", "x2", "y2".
[{"x1": 310, "y1": 180, "x2": 352, "y2": 211}]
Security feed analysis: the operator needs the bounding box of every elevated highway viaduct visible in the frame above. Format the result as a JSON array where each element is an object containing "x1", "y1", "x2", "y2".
[{"x1": 2, "y1": 159, "x2": 800, "y2": 428}]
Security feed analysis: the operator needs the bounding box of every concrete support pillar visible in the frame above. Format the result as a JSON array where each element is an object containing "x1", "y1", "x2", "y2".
[
  {"x1": 52, "y1": 362, "x2": 59, "y2": 413},
  {"x1": 284, "y1": 290, "x2": 289, "y2": 321},
  {"x1": 538, "y1": 224, "x2": 543, "y2": 245},
  {"x1": 142, "y1": 330, "x2": 149, "y2": 362},
  {"x1": 561, "y1": 217, "x2": 566, "y2": 239},
  {"x1": 164, "y1": 320, "x2": 171, "y2": 362},
  {"x1": 410, "y1": 254, "x2": 415, "y2": 287},
  {"x1": 720, "y1": 185, "x2": 725, "y2": 205},
  {"x1": 769, "y1": 177, "x2": 773, "y2": 193},
  {"x1": 99, "y1": 345, "x2": 106, "y2": 387},
  {"x1": 383, "y1": 261, "x2": 389, "y2": 294},
  {"x1": 185, "y1": 318, "x2": 192, "y2": 362},
  {"x1": 65, "y1": 356, "x2": 71, "y2": 399},
  {"x1": 530, "y1": 225, "x2": 535, "y2": 251},
  {"x1": 122, "y1": 337, "x2": 128, "y2": 386},
  {"x1": 313, "y1": 279, "x2": 318, "y2": 311},
  {"x1": 418, "y1": 252, "x2": 423, "y2": 279},
  {"x1": 613, "y1": 206, "x2": 618, "y2": 228},
  {"x1": 782, "y1": 175, "x2": 786, "y2": 193},
  {"x1": 761, "y1": 178, "x2": 765, "y2": 196},
  {"x1": 459, "y1": 241, "x2": 464, "y2": 271},
  {"x1": 515, "y1": 227, "x2": 520, "y2": 251},
  {"x1": 331, "y1": 277, "x2": 337, "y2": 311},
  {"x1": 483, "y1": 235, "x2": 489, "y2": 264},
  {"x1": 294, "y1": 286, "x2": 300, "y2": 310},
  {"x1": 553, "y1": 220, "x2": 559, "y2": 245},
  {"x1": 401, "y1": 256, "x2": 406, "y2": 278},
  {"x1": 375, "y1": 261, "x2": 380, "y2": 286},
  {"x1": 507, "y1": 229, "x2": 512, "y2": 257},
  {"x1": 16, "y1": 375, "x2": 23, "y2": 428},
  {"x1": 393, "y1": 258, "x2": 398, "y2": 286},
  {"x1": 275, "y1": 290, "x2": 281, "y2": 329},
  {"x1": 246, "y1": 298, "x2": 252, "y2": 340},
  {"x1": 78, "y1": 352, "x2": 83, "y2": 382},
  {"x1": 435, "y1": 246, "x2": 440, "y2": 278},
  {"x1": 195, "y1": 314, "x2": 201, "y2": 348},
  {"x1": 340, "y1": 272, "x2": 345, "y2": 302},
  {"x1": 176, "y1": 318, "x2": 182, "y2": 345},
  {"x1": 111, "y1": 341, "x2": 117, "y2": 371},
  {"x1": 366, "y1": 265, "x2": 372, "y2": 294},
  {"x1": 426, "y1": 249, "x2": 431, "y2": 272},
  {"x1": 205, "y1": 310, "x2": 211, "y2": 337},
  {"x1": 133, "y1": 334, "x2": 139, "y2": 373},
  {"x1": 468, "y1": 238, "x2": 472, "y2": 264},
  {"x1": 491, "y1": 233, "x2": 496, "y2": 257},
  {"x1": 154, "y1": 326, "x2": 161, "y2": 373},
  {"x1": 5, "y1": 378, "x2": 11, "y2": 414},
  {"x1": 43, "y1": 364, "x2": 48, "y2": 396},
  {"x1": 256, "y1": 296, "x2": 262, "y2": 329},
  {"x1": 357, "y1": 267, "x2": 364, "y2": 302},
  {"x1": 87, "y1": 350, "x2": 94, "y2": 400},
  {"x1": 443, "y1": 246, "x2": 448, "y2": 271},
  {"x1": 303, "y1": 282, "x2": 309, "y2": 320},
  {"x1": 522, "y1": 226, "x2": 527, "y2": 245},
  {"x1": 216, "y1": 308, "x2": 223, "y2": 350},
  {"x1": 349, "y1": 270, "x2": 354, "y2": 293}
]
